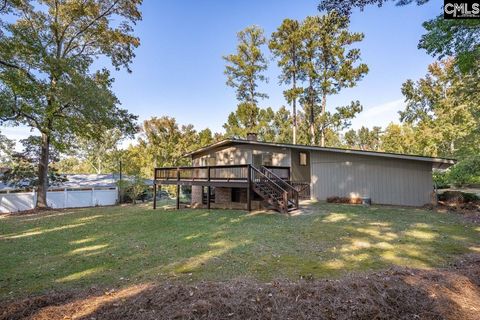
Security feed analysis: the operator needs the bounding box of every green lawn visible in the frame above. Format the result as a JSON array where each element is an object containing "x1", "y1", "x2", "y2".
[{"x1": 1, "y1": 201, "x2": 479, "y2": 299}]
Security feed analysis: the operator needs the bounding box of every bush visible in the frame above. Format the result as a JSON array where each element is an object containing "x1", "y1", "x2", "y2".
[
  {"x1": 117, "y1": 176, "x2": 149, "y2": 204},
  {"x1": 433, "y1": 170, "x2": 450, "y2": 189},
  {"x1": 448, "y1": 156, "x2": 480, "y2": 187}
]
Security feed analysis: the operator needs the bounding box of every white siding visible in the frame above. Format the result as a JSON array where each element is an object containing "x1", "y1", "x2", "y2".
[{"x1": 310, "y1": 151, "x2": 433, "y2": 206}]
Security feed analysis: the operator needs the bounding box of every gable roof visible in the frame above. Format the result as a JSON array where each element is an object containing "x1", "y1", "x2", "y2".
[{"x1": 186, "y1": 138, "x2": 456, "y2": 169}]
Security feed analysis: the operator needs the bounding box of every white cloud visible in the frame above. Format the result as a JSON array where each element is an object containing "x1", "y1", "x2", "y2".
[{"x1": 350, "y1": 98, "x2": 405, "y2": 129}]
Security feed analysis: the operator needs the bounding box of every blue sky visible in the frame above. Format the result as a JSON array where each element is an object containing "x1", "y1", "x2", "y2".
[{"x1": 4, "y1": 0, "x2": 444, "y2": 145}]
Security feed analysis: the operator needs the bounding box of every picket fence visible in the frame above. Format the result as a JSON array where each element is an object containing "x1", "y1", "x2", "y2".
[{"x1": 0, "y1": 188, "x2": 118, "y2": 213}]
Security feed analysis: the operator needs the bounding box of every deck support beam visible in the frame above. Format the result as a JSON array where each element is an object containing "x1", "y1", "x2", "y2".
[
  {"x1": 153, "y1": 182, "x2": 157, "y2": 210},
  {"x1": 247, "y1": 165, "x2": 252, "y2": 212},
  {"x1": 176, "y1": 184, "x2": 180, "y2": 209}
]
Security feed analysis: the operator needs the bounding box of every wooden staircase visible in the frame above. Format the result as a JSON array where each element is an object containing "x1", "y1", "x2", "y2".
[{"x1": 250, "y1": 166, "x2": 299, "y2": 214}]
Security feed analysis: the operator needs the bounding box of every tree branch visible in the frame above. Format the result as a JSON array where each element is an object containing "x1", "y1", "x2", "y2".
[
  {"x1": 0, "y1": 60, "x2": 38, "y2": 83},
  {"x1": 62, "y1": 0, "x2": 120, "y2": 57}
]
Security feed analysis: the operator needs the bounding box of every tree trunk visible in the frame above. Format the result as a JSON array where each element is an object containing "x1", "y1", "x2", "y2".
[
  {"x1": 36, "y1": 132, "x2": 50, "y2": 208},
  {"x1": 308, "y1": 82, "x2": 315, "y2": 145},
  {"x1": 292, "y1": 74, "x2": 297, "y2": 145},
  {"x1": 320, "y1": 93, "x2": 327, "y2": 147}
]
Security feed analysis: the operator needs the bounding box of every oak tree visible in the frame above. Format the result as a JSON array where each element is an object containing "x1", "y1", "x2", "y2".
[{"x1": 0, "y1": 0, "x2": 140, "y2": 208}]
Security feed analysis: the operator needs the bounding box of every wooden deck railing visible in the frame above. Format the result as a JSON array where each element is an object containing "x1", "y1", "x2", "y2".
[{"x1": 155, "y1": 165, "x2": 250, "y2": 182}]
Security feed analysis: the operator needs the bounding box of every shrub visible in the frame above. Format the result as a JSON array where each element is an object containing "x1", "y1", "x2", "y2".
[
  {"x1": 448, "y1": 156, "x2": 480, "y2": 187},
  {"x1": 433, "y1": 170, "x2": 450, "y2": 189}
]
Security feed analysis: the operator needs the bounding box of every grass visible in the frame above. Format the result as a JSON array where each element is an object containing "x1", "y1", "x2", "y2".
[{"x1": 1, "y1": 201, "x2": 479, "y2": 299}]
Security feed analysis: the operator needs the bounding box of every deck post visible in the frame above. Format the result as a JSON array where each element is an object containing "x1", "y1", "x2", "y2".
[
  {"x1": 247, "y1": 165, "x2": 252, "y2": 212},
  {"x1": 176, "y1": 168, "x2": 180, "y2": 209},
  {"x1": 153, "y1": 182, "x2": 157, "y2": 209},
  {"x1": 207, "y1": 166, "x2": 211, "y2": 209}
]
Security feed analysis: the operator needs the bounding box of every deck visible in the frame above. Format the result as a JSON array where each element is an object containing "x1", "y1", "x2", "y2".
[
  {"x1": 154, "y1": 165, "x2": 290, "y2": 188},
  {"x1": 153, "y1": 165, "x2": 309, "y2": 212}
]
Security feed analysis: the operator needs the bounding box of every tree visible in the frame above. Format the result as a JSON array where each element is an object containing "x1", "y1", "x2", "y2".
[
  {"x1": 420, "y1": 18, "x2": 480, "y2": 73},
  {"x1": 224, "y1": 25, "x2": 269, "y2": 136},
  {"x1": 0, "y1": 0, "x2": 140, "y2": 208},
  {"x1": 309, "y1": 12, "x2": 368, "y2": 146},
  {"x1": 381, "y1": 123, "x2": 418, "y2": 154},
  {"x1": 300, "y1": 16, "x2": 321, "y2": 144},
  {"x1": 70, "y1": 129, "x2": 123, "y2": 174},
  {"x1": 343, "y1": 126, "x2": 382, "y2": 151},
  {"x1": 269, "y1": 19, "x2": 305, "y2": 144},
  {"x1": 223, "y1": 104, "x2": 275, "y2": 141},
  {"x1": 271, "y1": 106, "x2": 293, "y2": 143},
  {"x1": 0, "y1": 130, "x2": 14, "y2": 164},
  {"x1": 400, "y1": 59, "x2": 479, "y2": 158},
  {"x1": 1, "y1": 135, "x2": 66, "y2": 189}
]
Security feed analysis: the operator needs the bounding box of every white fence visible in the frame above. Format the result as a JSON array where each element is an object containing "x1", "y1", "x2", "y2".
[{"x1": 0, "y1": 188, "x2": 118, "y2": 213}]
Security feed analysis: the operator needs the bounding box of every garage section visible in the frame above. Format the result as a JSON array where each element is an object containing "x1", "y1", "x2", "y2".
[{"x1": 310, "y1": 151, "x2": 434, "y2": 206}]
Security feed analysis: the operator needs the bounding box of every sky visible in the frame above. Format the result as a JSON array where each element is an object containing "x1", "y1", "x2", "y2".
[{"x1": 3, "y1": 0, "x2": 445, "y2": 147}]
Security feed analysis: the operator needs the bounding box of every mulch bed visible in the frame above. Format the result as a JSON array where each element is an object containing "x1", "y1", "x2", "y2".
[{"x1": 1, "y1": 254, "x2": 479, "y2": 320}]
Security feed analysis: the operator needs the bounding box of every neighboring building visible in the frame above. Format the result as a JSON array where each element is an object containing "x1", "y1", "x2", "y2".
[
  {"x1": 0, "y1": 174, "x2": 153, "y2": 213},
  {"x1": 153, "y1": 135, "x2": 455, "y2": 212}
]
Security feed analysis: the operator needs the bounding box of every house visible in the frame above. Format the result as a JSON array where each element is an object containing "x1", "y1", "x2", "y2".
[{"x1": 153, "y1": 134, "x2": 455, "y2": 213}]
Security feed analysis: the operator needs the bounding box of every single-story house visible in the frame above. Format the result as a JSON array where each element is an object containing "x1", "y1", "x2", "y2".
[{"x1": 153, "y1": 134, "x2": 455, "y2": 213}]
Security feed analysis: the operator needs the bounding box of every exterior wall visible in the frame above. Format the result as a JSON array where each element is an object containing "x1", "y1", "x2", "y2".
[
  {"x1": 291, "y1": 149, "x2": 310, "y2": 182},
  {"x1": 190, "y1": 186, "x2": 262, "y2": 210},
  {"x1": 192, "y1": 144, "x2": 291, "y2": 167},
  {"x1": 310, "y1": 151, "x2": 433, "y2": 206},
  {"x1": 192, "y1": 145, "x2": 251, "y2": 166}
]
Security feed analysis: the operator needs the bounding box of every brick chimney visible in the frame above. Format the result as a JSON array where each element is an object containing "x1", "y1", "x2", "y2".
[{"x1": 246, "y1": 133, "x2": 258, "y2": 141}]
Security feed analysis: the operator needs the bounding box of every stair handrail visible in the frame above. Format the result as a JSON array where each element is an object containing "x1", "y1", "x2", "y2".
[
  {"x1": 249, "y1": 165, "x2": 290, "y2": 213},
  {"x1": 261, "y1": 166, "x2": 299, "y2": 209}
]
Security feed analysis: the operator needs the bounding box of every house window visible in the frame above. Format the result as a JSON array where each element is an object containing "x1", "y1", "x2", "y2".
[
  {"x1": 263, "y1": 153, "x2": 272, "y2": 166},
  {"x1": 299, "y1": 152, "x2": 307, "y2": 166}
]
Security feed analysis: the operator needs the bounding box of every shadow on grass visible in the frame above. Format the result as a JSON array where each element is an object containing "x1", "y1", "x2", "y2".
[
  {"x1": 2, "y1": 254, "x2": 480, "y2": 320},
  {"x1": 0, "y1": 202, "x2": 479, "y2": 300}
]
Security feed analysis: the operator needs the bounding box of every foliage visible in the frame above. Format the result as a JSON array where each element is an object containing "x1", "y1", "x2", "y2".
[
  {"x1": 223, "y1": 103, "x2": 274, "y2": 141},
  {"x1": 1, "y1": 202, "x2": 479, "y2": 298},
  {"x1": 117, "y1": 175, "x2": 149, "y2": 204},
  {"x1": 224, "y1": 25, "x2": 268, "y2": 105},
  {"x1": 381, "y1": 123, "x2": 418, "y2": 154},
  {"x1": 269, "y1": 19, "x2": 305, "y2": 143},
  {"x1": 343, "y1": 126, "x2": 382, "y2": 151},
  {"x1": 69, "y1": 129, "x2": 124, "y2": 174},
  {"x1": 301, "y1": 13, "x2": 368, "y2": 146},
  {"x1": 0, "y1": 0, "x2": 141, "y2": 207},
  {"x1": 318, "y1": 0, "x2": 479, "y2": 73},
  {"x1": 432, "y1": 170, "x2": 450, "y2": 189},
  {"x1": 0, "y1": 130, "x2": 14, "y2": 164},
  {"x1": 448, "y1": 156, "x2": 480, "y2": 187},
  {"x1": 400, "y1": 59, "x2": 479, "y2": 158},
  {"x1": 420, "y1": 18, "x2": 480, "y2": 73},
  {"x1": 1, "y1": 135, "x2": 66, "y2": 189}
]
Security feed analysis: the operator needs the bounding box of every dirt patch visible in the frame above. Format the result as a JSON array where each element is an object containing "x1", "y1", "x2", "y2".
[
  {"x1": 1, "y1": 255, "x2": 479, "y2": 320},
  {"x1": 434, "y1": 201, "x2": 480, "y2": 223}
]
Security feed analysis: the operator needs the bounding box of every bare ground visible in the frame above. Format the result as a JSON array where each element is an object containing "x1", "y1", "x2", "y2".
[{"x1": 1, "y1": 254, "x2": 479, "y2": 320}]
